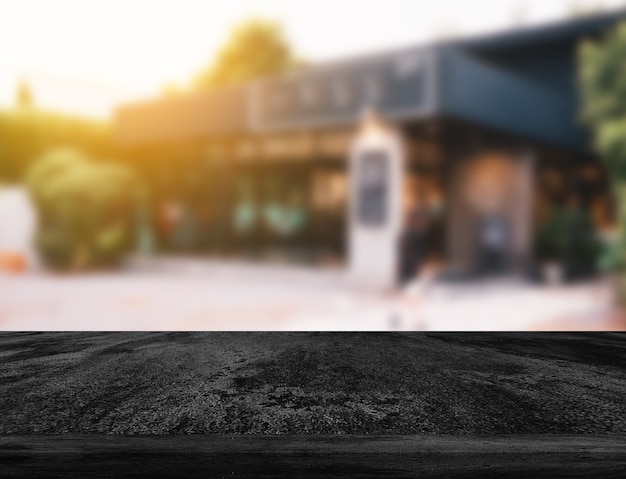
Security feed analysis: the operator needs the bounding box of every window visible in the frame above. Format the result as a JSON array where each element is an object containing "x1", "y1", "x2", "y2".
[{"x1": 357, "y1": 150, "x2": 389, "y2": 226}]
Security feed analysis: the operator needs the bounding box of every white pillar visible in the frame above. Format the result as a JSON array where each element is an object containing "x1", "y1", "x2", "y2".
[
  {"x1": 347, "y1": 111, "x2": 405, "y2": 290},
  {"x1": 511, "y1": 149, "x2": 535, "y2": 271}
]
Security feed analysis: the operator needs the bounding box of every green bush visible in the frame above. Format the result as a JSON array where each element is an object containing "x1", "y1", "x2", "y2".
[
  {"x1": 534, "y1": 204, "x2": 600, "y2": 281},
  {"x1": 580, "y1": 22, "x2": 626, "y2": 300},
  {"x1": 93, "y1": 223, "x2": 128, "y2": 266},
  {"x1": 596, "y1": 236, "x2": 620, "y2": 274},
  {"x1": 27, "y1": 149, "x2": 140, "y2": 271},
  {"x1": 35, "y1": 228, "x2": 75, "y2": 270}
]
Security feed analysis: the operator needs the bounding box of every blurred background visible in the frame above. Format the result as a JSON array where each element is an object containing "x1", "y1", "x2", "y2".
[{"x1": 1, "y1": 0, "x2": 626, "y2": 331}]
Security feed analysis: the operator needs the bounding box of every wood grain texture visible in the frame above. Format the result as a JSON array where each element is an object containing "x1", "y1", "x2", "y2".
[{"x1": 1, "y1": 435, "x2": 625, "y2": 478}]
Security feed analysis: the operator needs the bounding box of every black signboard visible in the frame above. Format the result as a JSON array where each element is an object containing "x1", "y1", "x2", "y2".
[{"x1": 357, "y1": 150, "x2": 389, "y2": 226}]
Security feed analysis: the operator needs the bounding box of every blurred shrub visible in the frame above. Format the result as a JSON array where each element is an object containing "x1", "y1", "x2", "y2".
[
  {"x1": 534, "y1": 204, "x2": 599, "y2": 281},
  {"x1": 27, "y1": 149, "x2": 140, "y2": 271},
  {"x1": 596, "y1": 235, "x2": 620, "y2": 273}
]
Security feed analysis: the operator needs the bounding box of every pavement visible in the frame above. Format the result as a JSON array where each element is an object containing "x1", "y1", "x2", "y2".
[{"x1": 0, "y1": 256, "x2": 623, "y2": 331}]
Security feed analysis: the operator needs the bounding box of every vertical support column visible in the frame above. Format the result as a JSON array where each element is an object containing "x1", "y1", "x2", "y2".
[
  {"x1": 447, "y1": 155, "x2": 480, "y2": 274},
  {"x1": 511, "y1": 149, "x2": 535, "y2": 273},
  {"x1": 348, "y1": 111, "x2": 405, "y2": 290}
]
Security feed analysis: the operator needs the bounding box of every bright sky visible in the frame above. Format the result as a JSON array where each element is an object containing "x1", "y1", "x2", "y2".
[{"x1": 0, "y1": 0, "x2": 623, "y2": 118}]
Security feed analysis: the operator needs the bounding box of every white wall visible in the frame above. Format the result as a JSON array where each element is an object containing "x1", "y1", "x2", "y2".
[
  {"x1": 0, "y1": 186, "x2": 37, "y2": 267},
  {"x1": 348, "y1": 118, "x2": 405, "y2": 290}
]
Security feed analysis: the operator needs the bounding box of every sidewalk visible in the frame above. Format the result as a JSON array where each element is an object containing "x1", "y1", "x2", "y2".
[
  {"x1": 412, "y1": 277, "x2": 622, "y2": 331},
  {"x1": 0, "y1": 257, "x2": 622, "y2": 331}
]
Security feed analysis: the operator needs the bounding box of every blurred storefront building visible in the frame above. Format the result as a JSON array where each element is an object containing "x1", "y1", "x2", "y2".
[{"x1": 113, "y1": 11, "x2": 625, "y2": 279}]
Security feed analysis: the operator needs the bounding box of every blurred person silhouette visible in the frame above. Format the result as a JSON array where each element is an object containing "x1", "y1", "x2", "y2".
[
  {"x1": 479, "y1": 212, "x2": 509, "y2": 275},
  {"x1": 157, "y1": 200, "x2": 182, "y2": 251},
  {"x1": 393, "y1": 194, "x2": 435, "y2": 331},
  {"x1": 399, "y1": 192, "x2": 431, "y2": 285}
]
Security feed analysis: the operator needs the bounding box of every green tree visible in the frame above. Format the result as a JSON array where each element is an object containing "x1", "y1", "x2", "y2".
[
  {"x1": 27, "y1": 149, "x2": 140, "y2": 270},
  {"x1": 0, "y1": 107, "x2": 112, "y2": 183},
  {"x1": 193, "y1": 19, "x2": 300, "y2": 89},
  {"x1": 579, "y1": 22, "x2": 626, "y2": 299}
]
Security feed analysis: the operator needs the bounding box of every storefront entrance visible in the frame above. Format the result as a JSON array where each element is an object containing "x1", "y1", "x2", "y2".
[
  {"x1": 448, "y1": 151, "x2": 534, "y2": 275},
  {"x1": 153, "y1": 156, "x2": 348, "y2": 266}
]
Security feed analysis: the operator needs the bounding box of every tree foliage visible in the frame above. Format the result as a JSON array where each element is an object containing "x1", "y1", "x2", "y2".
[
  {"x1": 579, "y1": 22, "x2": 626, "y2": 296},
  {"x1": 193, "y1": 19, "x2": 299, "y2": 89},
  {"x1": 27, "y1": 149, "x2": 139, "y2": 270},
  {"x1": 0, "y1": 100, "x2": 112, "y2": 183},
  {"x1": 580, "y1": 22, "x2": 626, "y2": 181}
]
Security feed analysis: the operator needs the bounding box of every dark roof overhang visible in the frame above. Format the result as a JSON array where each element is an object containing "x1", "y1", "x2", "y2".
[{"x1": 113, "y1": 9, "x2": 626, "y2": 152}]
